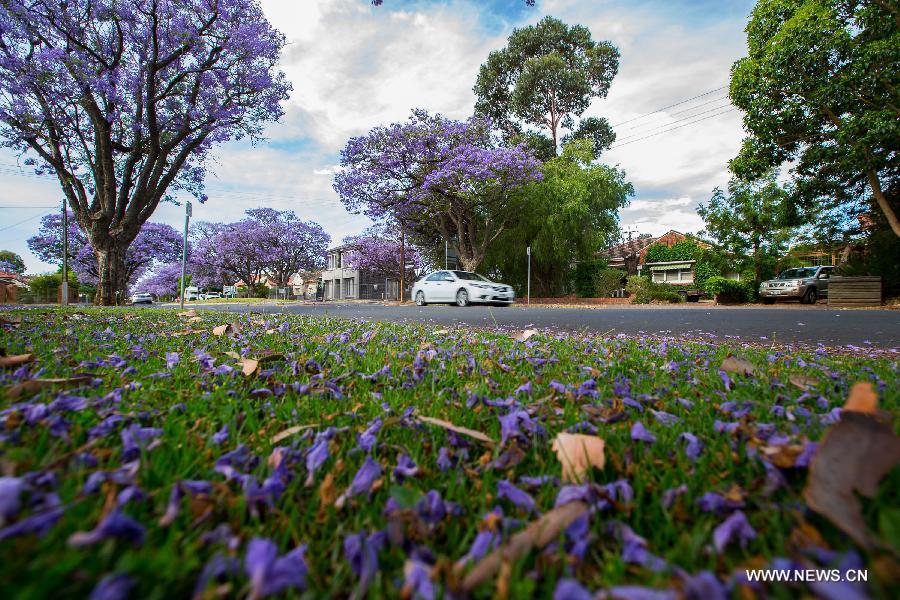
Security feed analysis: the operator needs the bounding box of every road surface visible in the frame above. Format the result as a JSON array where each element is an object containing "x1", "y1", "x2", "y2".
[{"x1": 172, "y1": 302, "x2": 899, "y2": 349}]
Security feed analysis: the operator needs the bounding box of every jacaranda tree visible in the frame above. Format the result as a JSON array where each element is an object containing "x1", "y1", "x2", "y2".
[
  {"x1": 28, "y1": 212, "x2": 181, "y2": 290},
  {"x1": 343, "y1": 224, "x2": 426, "y2": 283},
  {"x1": 334, "y1": 110, "x2": 542, "y2": 272},
  {"x1": 244, "y1": 208, "x2": 330, "y2": 288},
  {"x1": 0, "y1": 0, "x2": 290, "y2": 304}
]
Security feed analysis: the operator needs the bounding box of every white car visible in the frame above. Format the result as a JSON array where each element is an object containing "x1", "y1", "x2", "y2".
[
  {"x1": 129, "y1": 292, "x2": 153, "y2": 304},
  {"x1": 199, "y1": 292, "x2": 222, "y2": 300},
  {"x1": 412, "y1": 270, "x2": 514, "y2": 307}
]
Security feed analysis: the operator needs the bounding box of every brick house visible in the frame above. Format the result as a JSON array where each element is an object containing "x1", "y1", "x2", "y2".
[{"x1": 599, "y1": 230, "x2": 708, "y2": 275}]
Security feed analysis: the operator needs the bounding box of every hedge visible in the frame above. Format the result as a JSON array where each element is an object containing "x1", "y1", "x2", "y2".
[
  {"x1": 626, "y1": 275, "x2": 682, "y2": 304},
  {"x1": 703, "y1": 276, "x2": 752, "y2": 304}
]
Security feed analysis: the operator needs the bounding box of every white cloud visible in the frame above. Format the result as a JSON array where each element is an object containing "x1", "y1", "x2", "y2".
[{"x1": 0, "y1": 0, "x2": 754, "y2": 272}]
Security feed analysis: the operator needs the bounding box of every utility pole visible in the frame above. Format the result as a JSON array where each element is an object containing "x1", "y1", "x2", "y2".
[
  {"x1": 399, "y1": 225, "x2": 405, "y2": 303},
  {"x1": 61, "y1": 198, "x2": 69, "y2": 306},
  {"x1": 179, "y1": 201, "x2": 192, "y2": 310},
  {"x1": 526, "y1": 245, "x2": 531, "y2": 306},
  {"x1": 444, "y1": 239, "x2": 448, "y2": 270}
]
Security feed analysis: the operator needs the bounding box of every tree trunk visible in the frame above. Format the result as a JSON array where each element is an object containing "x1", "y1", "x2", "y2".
[
  {"x1": 866, "y1": 169, "x2": 900, "y2": 237},
  {"x1": 94, "y1": 243, "x2": 128, "y2": 305}
]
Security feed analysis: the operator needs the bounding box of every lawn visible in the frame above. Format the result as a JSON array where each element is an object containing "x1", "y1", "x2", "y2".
[{"x1": 0, "y1": 308, "x2": 897, "y2": 599}]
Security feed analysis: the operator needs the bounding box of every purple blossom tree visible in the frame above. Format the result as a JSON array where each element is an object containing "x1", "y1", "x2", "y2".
[
  {"x1": 0, "y1": 1, "x2": 290, "y2": 304},
  {"x1": 28, "y1": 212, "x2": 181, "y2": 289},
  {"x1": 136, "y1": 262, "x2": 183, "y2": 298},
  {"x1": 342, "y1": 224, "x2": 426, "y2": 283},
  {"x1": 190, "y1": 209, "x2": 329, "y2": 292},
  {"x1": 245, "y1": 208, "x2": 330, "y2": 287},
  {"x1": 334, "y1": 110, "x2": 542, "y2": 271}
]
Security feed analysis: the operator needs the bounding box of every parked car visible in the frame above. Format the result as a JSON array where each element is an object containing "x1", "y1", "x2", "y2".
[
  {"x1": 184, "y1": 286, "x2": 200, "y2": 301},
  {"x1": 759, "y1": 266, "x2": 835, "y2": 304},
  {"x1": 412, "y1": 270, "x2": 514, "y2": 307},
  {"x1": 199, "y1": 292, "x2": 221, "y2": 300},
  {"x1": 129, "y1": 292, "x2": 153, "y2": 304}
]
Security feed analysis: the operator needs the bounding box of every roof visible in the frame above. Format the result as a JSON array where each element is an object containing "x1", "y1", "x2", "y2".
[{"x1": 599, "y1": 236, "x2": 658, "y2": 261}]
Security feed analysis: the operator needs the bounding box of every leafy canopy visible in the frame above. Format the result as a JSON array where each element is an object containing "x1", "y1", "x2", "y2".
[
  {"x1": 729, "y1": 0, "x2": 900, "y2": 236},
  {"x1": 474, "y1": 16, "x2": 619, "y2": 154}
]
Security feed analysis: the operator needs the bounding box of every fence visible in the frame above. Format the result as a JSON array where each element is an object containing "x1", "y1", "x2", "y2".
[{"x1": 827, "y1": 276, "x2": 882, "y2": 307}]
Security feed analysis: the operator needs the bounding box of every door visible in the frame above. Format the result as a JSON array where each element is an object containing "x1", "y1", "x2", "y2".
[
  {"x1": 422, "y1": 271, "x2": 449, "y2": 302},
  {"x1": 435, "y1": 271, "x2": 457, "y2": 302},
  {"x1": 817, "y1": 267, "x2": 833, "y2": 296}
]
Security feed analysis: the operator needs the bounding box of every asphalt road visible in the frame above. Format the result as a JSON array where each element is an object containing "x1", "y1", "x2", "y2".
[{"x1": 176, "y1": 302, "x2": 900, "y2": 349}]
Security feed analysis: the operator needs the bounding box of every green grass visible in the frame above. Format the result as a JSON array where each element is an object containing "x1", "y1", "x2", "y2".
[{"x1": 0, "y1": 307, "x2": 897, "y2": 598}]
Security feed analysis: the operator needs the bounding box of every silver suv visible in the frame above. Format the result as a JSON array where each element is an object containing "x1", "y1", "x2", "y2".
[{"x1": 759, "y1": 266, "x2": 835, "y2": 304}]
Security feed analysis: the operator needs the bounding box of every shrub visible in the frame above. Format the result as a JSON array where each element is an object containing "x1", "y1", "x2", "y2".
[
  {"x1": 627, "y1": 275, "x2": 683, "y2": 304},
  {"x1": 693, "y1": 260, "x2": 719, "y2": 290},
  {"x1": 643, "y1": 244, "x2": 672, "y2": 264},
  {"x1": 591, "y1": 268, "x2": 626, "y2": 297},
  {"x1": 573, "y1": 259, "x2": 608, "y2": 297},
  {"x1": 703, "y1": 276, "x2": 751, "y2": 304},
  {"x1": 252, "y1": 283, "x2": 269, "y2": 298},
  {"x1": 669, "y1": 240, "x2": 701, "y2": 261}
]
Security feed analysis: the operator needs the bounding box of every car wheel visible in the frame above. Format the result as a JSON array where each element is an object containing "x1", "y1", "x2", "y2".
[
  {"x1": 802, "y1": 288, "x2": 818, "y2": 305},
  {"x1": 456, "y1": 289, "x2": 469, "y2": 307},
  {"x1": 415, "y1": 291, "x2": 427, "y2": 306}
]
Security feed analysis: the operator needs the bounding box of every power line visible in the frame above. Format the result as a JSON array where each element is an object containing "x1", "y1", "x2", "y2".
[
  {"x1": 616, "y1": 95, "x2": 730, "y2": 133},
  {"x1": 613, "y1": 103, "x2": 740, "y2": 144},
  {"x1": 609, "y1": 85, "x2": 728, "y2": 127},
  {"x1": 0, "y1": 209, "x2": 52, "y2": 233},
  {"x1": 608, "y1": 107, "x2": 739, "y2": 150},
  {"x1": 0, "y1": 205, "x2": 57, "y2": 208}
]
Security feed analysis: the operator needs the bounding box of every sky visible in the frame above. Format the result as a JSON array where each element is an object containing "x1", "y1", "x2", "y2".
[{"x1": 0, "y1": 0, "x2": 757, "y2": 273}]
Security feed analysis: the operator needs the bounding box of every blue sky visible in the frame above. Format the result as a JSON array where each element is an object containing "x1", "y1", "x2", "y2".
[{"x1": 0, "y1": 0, "x2": 757, "y2": 273}]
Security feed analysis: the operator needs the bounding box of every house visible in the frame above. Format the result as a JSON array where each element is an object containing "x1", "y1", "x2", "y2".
[
  {"x1": 290, "y1": 271, "x2": 320, "y2": 299},
  {"x1": 320, "y1": 246, "x2": 401, "y2": 301},
  {"x1": 599, "y1": 230, "x2": 708, "y2": 275},
  {"x1": 0, "y1": 270, "x2": 27, "y2": 304}
]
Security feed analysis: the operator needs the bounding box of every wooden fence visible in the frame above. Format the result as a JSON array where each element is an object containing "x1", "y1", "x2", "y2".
[{"x1": 827, "y1": 276, "x2": 882, "y2": 308}]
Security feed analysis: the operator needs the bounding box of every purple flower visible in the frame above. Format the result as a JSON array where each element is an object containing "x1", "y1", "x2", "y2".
[
  {"x1": 696, "y1": 492, "x2": 744, "y2": 514},
  {"x1": 611, "y1": 522, "x2": 667, "y2": 572},
  {"x1": 215, "y1": 445, "x2": 258, "y2": 481},
  {"x1": 90, "y1": 574, "x2": 134, "y2": 600},
  {"x1": 630, "y1": 421, "x2": 656, "y2": 444},
  {"x1": 679, "y1": 432, "x2": 703, "y2": 461},
  {"x1": 605, "y1": 586, "x2": 677, "y2": 600},
  {"x1": 358, "y1": 418, "x2": 383, "y2": 453},
  {"x1": 497, "y1": 480, "x2": 537, "y2": 514},
  {"x1": 554, "y1": 579, "x2": 593, "y2": 600},
  {"x1": 159, "y1": 480, "x2": 212, "y2": 527},
  {"x1": 244, "y1": 538, "x2": 308, "y2": 598},
  {"x1": 713, "y1": 511, "x2": 757, "y2": 553},
  {"x1": 344, "y1": 531, "x2": 384, "y2": 596},
  {"x1": 514, "y1": 381, "x2": 532, "y2": 395},
  {"x1": 437, "y1": 447, "x2": 453, "y2": 471},
  {"x1": 661, "y1": 484, "x2": 688, "y2": 509},
  {"x1": 211, "y1": 425, "x2": 229, "y2": 445},
  {"x1": 394, "y1": 454, "x2": 419, "y2": 480},
  {"x1": 120, "y1": 424, "x2": 163, "y2": 462},
  {"x1": 194, "y1": 553, "x2": 239, "y2": 597},
  {"x1": 403, "y1": 556, "x2": 435, "y2": 600},
  {"x1": 457, "y1": 529, "x2": 500, "y2": 568},
  {"x1": 165, "y1": 352, "x2": 180, "y2": 369},
  {"x1": 565, "y1": 513, "x2": 592, "y2": 561},
  {"x1": 0, "y1": 506, "x2": 64, "y2": 541},
  {"x1": 795, "y1": 441, "x2": 818, "y2": 468},
  {"x1": 680, "y1": 571, "x2": 727, "y2": 600},
  {"x1": 498, "y1": 409, "x2": 542, "y2": 446},
  {"x1": 337, "y1": 456, "x2": 382, "y2": 507},
  {"x1": 650, "y1": 409, "x2": 679, "y2": 426},
  {"x1": 0, "y1": 476, "x2": 24, "y2": 520},
  {"x1": 69, "y1": 510, "x2": 145, "y2": 547}
]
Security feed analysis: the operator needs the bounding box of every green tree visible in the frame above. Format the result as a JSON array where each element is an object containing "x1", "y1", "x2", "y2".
[
  {"x1": 697, "y1": 174, "x2": 794, "y2": 282},
  {"x1": 0, "y1": 250, "x2": 26, "y2": 273},
  {"x1": 482, "y1": 140, "x2": 633, "y2": 295},
  {"x1": 729, "y1": 0, "x2": 900, "y2": 236},
  {"x1": 474, "y1": 16, "x2": 619, "y2": 155}
]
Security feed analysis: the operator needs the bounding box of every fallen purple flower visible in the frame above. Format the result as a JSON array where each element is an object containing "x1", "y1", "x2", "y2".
[
  {"x1": 89, "y1": 573, "x2": 134, "y2": 600},
  {"x1": 394, "y1": 453, "x2": 419, "y2": 480},
  {"x1": 69, "y1": 510, "x2": 145, "y2": 547},
  {"x1": 497, "y1": 479, "x2": 537, "y2": 514},
  {"x1": 554, "y1": 579, "x2": 593, "y2": 600},
  {"x1": 244, "y1": 538, "x2": 308, "y2": 598},
  {"x1": 0, "y1": 476, "x2": 24, "y2": 521},
  {"x1": 344, "y1": 530, "x2": 384, "y2": 597},
  {"x1": 630, "y1": 421, "x2": 656, "y2": 444},
  {"x1": 211, "y1": 424, "x2": 229, "y2": 445},
  {"x1": 679, "y1": 433, "x2": 703, "y2": 461},
  {"x1": 337, "y1": 456, "x2": 382, "y2": 508},
  {"x1": 713, "y1": 510, "x2": 757, "y2": 553},
  {"x1": 0, "y1": 506, "x2": 64, "y2": 541}
]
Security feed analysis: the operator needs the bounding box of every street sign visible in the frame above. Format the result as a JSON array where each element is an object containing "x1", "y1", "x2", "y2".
[
  {"x1": 527, "y1": 246, "x2": 531, "y2": 256},
  {"x1": 185, "y1": 201, "x2": 192, "y2": 217}
]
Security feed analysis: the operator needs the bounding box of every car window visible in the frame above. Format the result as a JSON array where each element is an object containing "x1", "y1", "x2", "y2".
[
  {"x1": 778, "y1": 268, "x2": 817, "y2": 279},
  {"x1": 441, "y1": 272, "x2": 456, "y2": 281},
  {"x1": 818, "y1": 268, "x2": 832, "y2": 278},
  {"x1": 452, "y1": 271, "x2": 490, "y2": 282},
  {"x1": 425, "y1": 272, "x2": 444, "y2": 282}
]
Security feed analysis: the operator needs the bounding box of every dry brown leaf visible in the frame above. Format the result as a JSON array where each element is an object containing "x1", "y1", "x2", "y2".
[
  {"x1": 240, "y1": 358, "x2": 259, "y2": 377},
  {"x1": 804, "y1": 411, "x2": 900, "y2": 549},
  {"x1": 418, "y1": 415, "x2": 496, "y2": 446},
  {"x1": 177, "y1": 310, "x2": 198, "y2": 318},
  {"x1": 551, "y1": 432, "x2": 606, "y2": 483},
  {"x1": 433, "y1": 329, "x2": 449, "y2": 335},
  {"x1": 0, "y1": 353, "x2": 34, "y2": 369},
  {"x1": 789, "y1": 374, "x2": 819, "y2": 391},
  {"x1": 6, "y1": 376, "x2": 93, "y2": 400},
  {"x1": 459, "y1": 501, "x2": 589, "y2": 591},
  {"x1": 721, "y1": 355, "x2": 754, "y2": 376},
  {"x1": 223, "y1": 351, "x2": 242, "y2": 360},
  {"x1": 319, "y1": 471, "x2": 337, "y2": 508},
  {"x1": 510, "y1": 329, "x2": 538, "y2": 342},
  {"x1": 843, "y1": 382, "x2": 877, "y2": 414},
  {"x1": 212, "y1": 324, "x2": 232, "y2": 336},
  {"x1": 271, "y1": 424, "x2": 319, "y2": 444}
]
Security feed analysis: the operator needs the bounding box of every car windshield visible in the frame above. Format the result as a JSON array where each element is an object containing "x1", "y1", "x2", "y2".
[
  {"x1": 452, "y1": 271, "x2": 490, "y2": 282},
  {"x1": 778, "y1": 268, "x2": 817, "y2": 279}
]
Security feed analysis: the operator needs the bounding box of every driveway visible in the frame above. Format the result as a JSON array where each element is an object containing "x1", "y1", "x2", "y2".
[{"x1": 174, "y1": 302, "x2": 899, "y2": 349}]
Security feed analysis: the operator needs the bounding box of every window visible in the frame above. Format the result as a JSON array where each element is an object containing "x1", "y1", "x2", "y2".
[
  {"x1": 425, "y1": 272, "x2": 445, "y2": 282},
  {"x1": 453, "y1": 271, "x2": 489, "y2": 282},
  {"x1": 343, "y1": 278, "x2": 354, "y2": 297}
]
